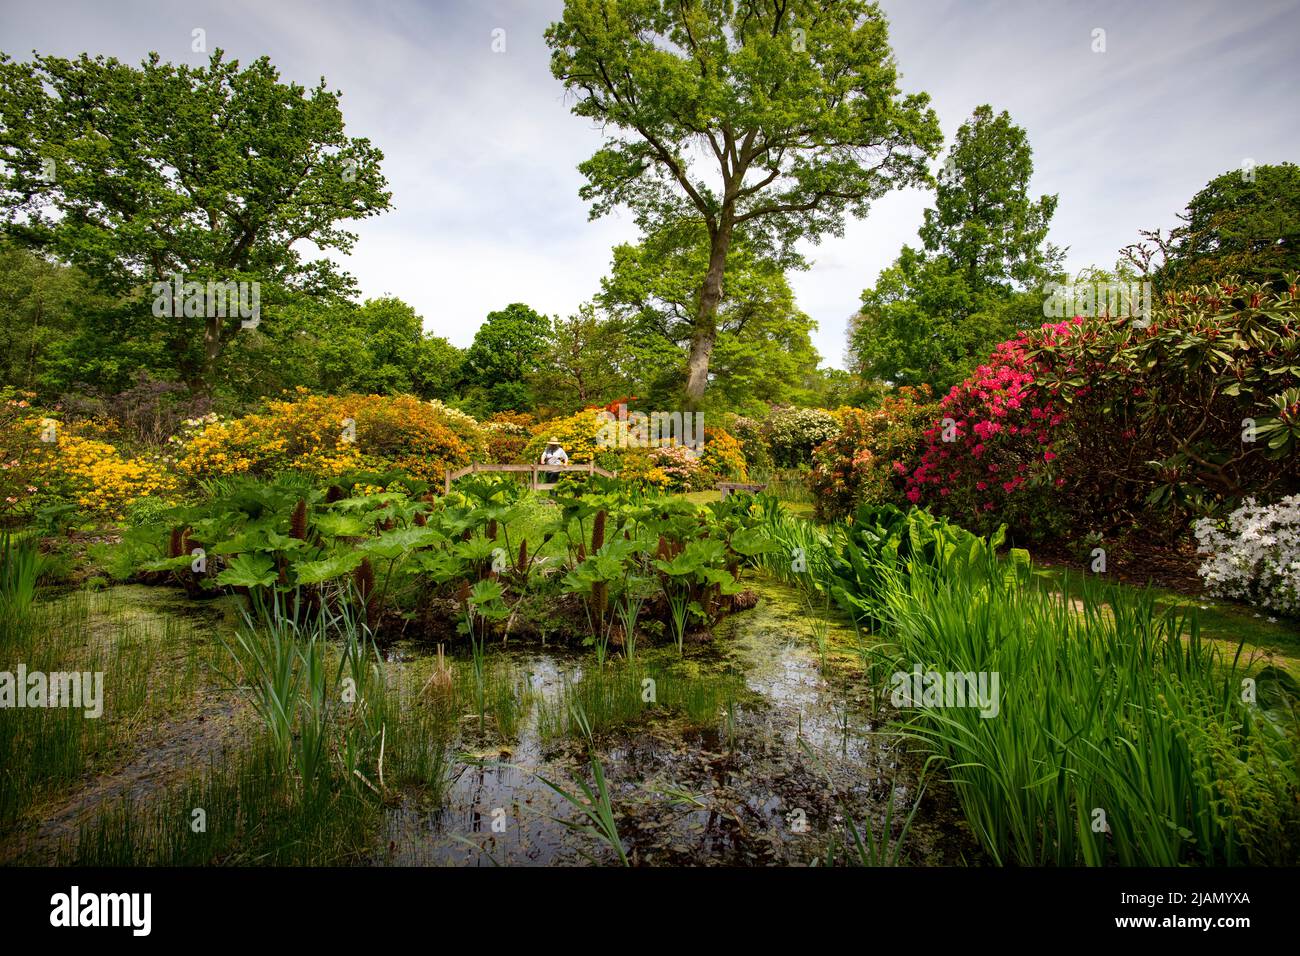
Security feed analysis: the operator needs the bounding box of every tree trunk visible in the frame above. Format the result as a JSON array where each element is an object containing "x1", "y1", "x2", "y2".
[
  {"x1": 685, "y1": 224, "x2": 732, "y2": 407},
  {"x1": 199, "y1": 316, "x2": 222, "y2": 399}
]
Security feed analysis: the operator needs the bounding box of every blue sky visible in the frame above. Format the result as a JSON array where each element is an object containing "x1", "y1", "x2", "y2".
[{"x1": 2, "y1": 0, "x2": 1297, "y2": 367}]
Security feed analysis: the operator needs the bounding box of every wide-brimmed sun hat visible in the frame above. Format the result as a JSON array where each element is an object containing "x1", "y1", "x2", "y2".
[{"x1": 547, "y1": 437, "x2": 561, "y2": 444}]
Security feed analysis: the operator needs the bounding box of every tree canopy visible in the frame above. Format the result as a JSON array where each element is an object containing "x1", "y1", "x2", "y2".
[
  {"x1": 546, "y1": 0, "x2": 940, "y2": 403},
  {"x1": 1131, "y1": 162, "x2": 1300, "y2": 289},
  {"x1": 0, "y1": 49, "x2": 391, "y2": 392},
  {"x1": 852, "y1": 105, "x2": 1059, "y2": 392}
]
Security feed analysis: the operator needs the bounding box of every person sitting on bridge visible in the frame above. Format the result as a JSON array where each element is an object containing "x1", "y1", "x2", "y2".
[{"x1": 540, "y1": 438, "x2": 568, "y2": 484}]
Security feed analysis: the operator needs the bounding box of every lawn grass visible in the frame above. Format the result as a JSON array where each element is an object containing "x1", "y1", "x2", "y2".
[{"x1": 1036, "y1": 566, "x2": 1300, "y2": 680}]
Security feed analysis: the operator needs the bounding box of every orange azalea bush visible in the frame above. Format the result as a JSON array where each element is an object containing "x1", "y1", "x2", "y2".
[
  {"x1": 176, "y1": 392, "x2": 485, "y2": 483},
  {"x1": 808, "y1": 386, "x2": 937, "y2": 521},
  {"x1": 0, "y1": 393, "x2": 174, "y2": 520}
]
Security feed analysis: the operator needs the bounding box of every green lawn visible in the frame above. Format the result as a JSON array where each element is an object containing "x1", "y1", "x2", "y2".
[{"x1": 1037, "y1": 566, "x2": 1300, "y2": 680}]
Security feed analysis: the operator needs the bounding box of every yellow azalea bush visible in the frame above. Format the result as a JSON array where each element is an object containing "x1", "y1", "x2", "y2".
[
  {"x1": 176, "y1": 392, "x2": 486, "y2": 483},
  {"x1": 524, "y1": 412, "x2": 749, "y2": 492},
  {"x1": 700, "y1": 427, "x2": 748, "y2": 483},
  {"x1": 0, "y1": 394, "x2": 174, "y2": 520},
  {"x1": 523, "y1": 409, "x2": 619, "y2": 469}
]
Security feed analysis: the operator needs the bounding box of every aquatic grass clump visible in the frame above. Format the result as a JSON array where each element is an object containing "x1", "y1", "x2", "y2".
[
  {"x1": 535, "y1": 659, "x2": 744, "y2": 742},
  {"x1": 0, "y1": 532, "x2": 41, "y2": 636},
  {"x1": 750, "y1": 497, "x2": 842, "y2": 596},
  {"x1": 536, "y1": 705, "x2": 628, "y2": 866},
  {"x1": 224, "y1": 588, "x2": 395, "y2": 802},
  {"x1": 875, "y1": 554, "x2": 1300, "y2": 866},
  {"x1": 57, "y1": 740, "x2": 381, "y2": 866},
  {"x1": 0, "y1": 589, "x2": 214, "y2": 828}
]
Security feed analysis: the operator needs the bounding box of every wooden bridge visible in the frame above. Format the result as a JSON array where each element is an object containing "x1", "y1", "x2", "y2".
[{"x1": 444, "y1": 461, "x2": 618, "y2": 493}]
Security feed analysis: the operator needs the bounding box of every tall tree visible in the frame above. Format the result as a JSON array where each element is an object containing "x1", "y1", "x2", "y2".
[
  {"x1": 546, "y1": 0, "x2": 940, "y2": 405},
  {"x1": 528, "y1": 305, "x2": 632, "y2": 415},
  {"x1": 0, "y1": 50, "x2": 391, "y2": 394},
  {"x1": 463, "y1": 303, "x2": 552, "y2": 413},
  {"x1": 599, "y1": 224, "x2": 821, "y2": 413},
  {"x1": 918, "y1": 105, "x2": 1060, "y2": 292},
  {"x1": 854, "y1": 105, "x2": 1060, "y2": 392}
]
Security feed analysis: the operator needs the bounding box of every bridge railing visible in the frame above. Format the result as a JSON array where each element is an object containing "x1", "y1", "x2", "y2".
[{"x1": 444, "y1": 461, "x2": 618, "y2": 493}]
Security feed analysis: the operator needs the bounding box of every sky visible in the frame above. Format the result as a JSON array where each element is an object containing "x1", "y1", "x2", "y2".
[{"x1": 2, "y1": 0, "x2": 1298, "y2": 368}]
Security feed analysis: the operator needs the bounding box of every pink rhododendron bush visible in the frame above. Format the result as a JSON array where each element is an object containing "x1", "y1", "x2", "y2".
[
  {"x1": 905, "y1": 320, "x2": 1075, "y2": 539},
  {"x1": 907, "y1": 281, "x2": 1300, "y2": 542}
]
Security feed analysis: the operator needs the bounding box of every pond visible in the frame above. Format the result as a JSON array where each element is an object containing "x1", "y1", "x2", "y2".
[
  {"x1": 2, "y1": 578, "x2": 978, "y2": 867},
  {"x1": 376, "y1": 577, "x2": 975, "y2": 866}
]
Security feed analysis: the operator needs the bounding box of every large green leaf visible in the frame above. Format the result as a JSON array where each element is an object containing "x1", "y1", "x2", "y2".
[
  {"x1": 292, "y1": 551, "x2": 365, "y2": 585},
  {"x1": 215, "y1": 552, "x2": 278, "y2": 589}
]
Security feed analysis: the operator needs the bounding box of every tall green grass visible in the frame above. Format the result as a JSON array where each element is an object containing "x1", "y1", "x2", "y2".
[
  {"x1": 0, "y1": 532, "x2": 40, "y2": 635},
  {"x1": 0, "y1": 590, "x2": 215, "y2": 828},
  {"x1": 875, "y1": 555, "x2": 1300, "y2": 865}
]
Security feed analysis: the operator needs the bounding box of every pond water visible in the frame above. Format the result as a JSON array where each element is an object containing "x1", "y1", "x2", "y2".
[{"x1": 374, "y1": 578, "x2": 976, "y2": 866}]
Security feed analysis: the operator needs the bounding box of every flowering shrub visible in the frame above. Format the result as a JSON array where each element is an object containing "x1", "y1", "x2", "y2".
[
  {"x1": 1195, "y1": 496, "x2": 1300, "y2": 616},
  {"x1": 616, "y1": 447, "x2": 676, "y2": 491},
  {"x1": 762, "y1": 406, "x2": 838, "y2": 467},
  {"x1": 657, "y1": 444, "x2": 708, "y2": 490},
  {"x1": 809, "y1": 386, "x2": 937, "y2": 520},
  {"x1": 723, "y1": 414, "x2": 771, "y2": 471},
  {"x1": 176, "y1": 392, "x2": 483, "y2": 483},
  {"x1": 907, "y1": 281, "x2": 1300, "y2": 541},
  {"x1": 523, "y1": 409, "x2": 621, "y2": 470},
  {"x1": 0, "y1": 394, "x2": 174, "y2": 520},
  {"x1": 1036, "y1": 282, "x2": 1300, "y2": 525},
  {"x1": 523, "y1": 414, "x2": 746, "y2": 492},
  {"x1": 699, "y1": 427, "x2": 747, "y2": 484},
  {"x1": 905, "y1": 326, "x2": 1071, "y2": 537},
  {"x1": 484, "y1": 411, "x2": 534, "y2": 463}
]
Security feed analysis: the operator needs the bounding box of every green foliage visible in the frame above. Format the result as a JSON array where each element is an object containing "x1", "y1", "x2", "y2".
[
  {"x1": 1031, "y1": 280, "x2": 1300, "y2": 524},
  {"x1": 528, "y1": 305, "x2": 632, "y2": 416},
  {"x1": 853, "y1": 247, "x2": 1046, "y2": 392},
  {"x1": 598, "y1": 225, "x2": 821, "y2": 413},
  {"x1": 853, "y1": 105, "x2": 1060, "y2": 394},
  {"x1": 877, "y1": 556, "x2": 1300, "y2": 865},
  {"x1": 0, "y1": 49, "x2": 391, "y2": 392},
  {"x1": 546, "y1": 0, "x2": 941, "y2": 401},
  {"x1": 0, "y1": 532, "x2": 39, "y2": 630},
  {"x1": 1157, "y1": 162, "x2": 1300, "y2": 289},
  {"x1": 825, "y1": 503, "x2": 1027, "y2": 625},
  {"x1": 0, "y1": 243, "x2": 112, "y2": 397},
  {"x1": 463, "y1": 303, "x2": 551, "y2": 413},
  {"x1": 220, "y1": 296, "x2": 462, "y2": 404},
  {"x1": 919, "y1": 105, "x2": 1060, "y2": 291}
]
